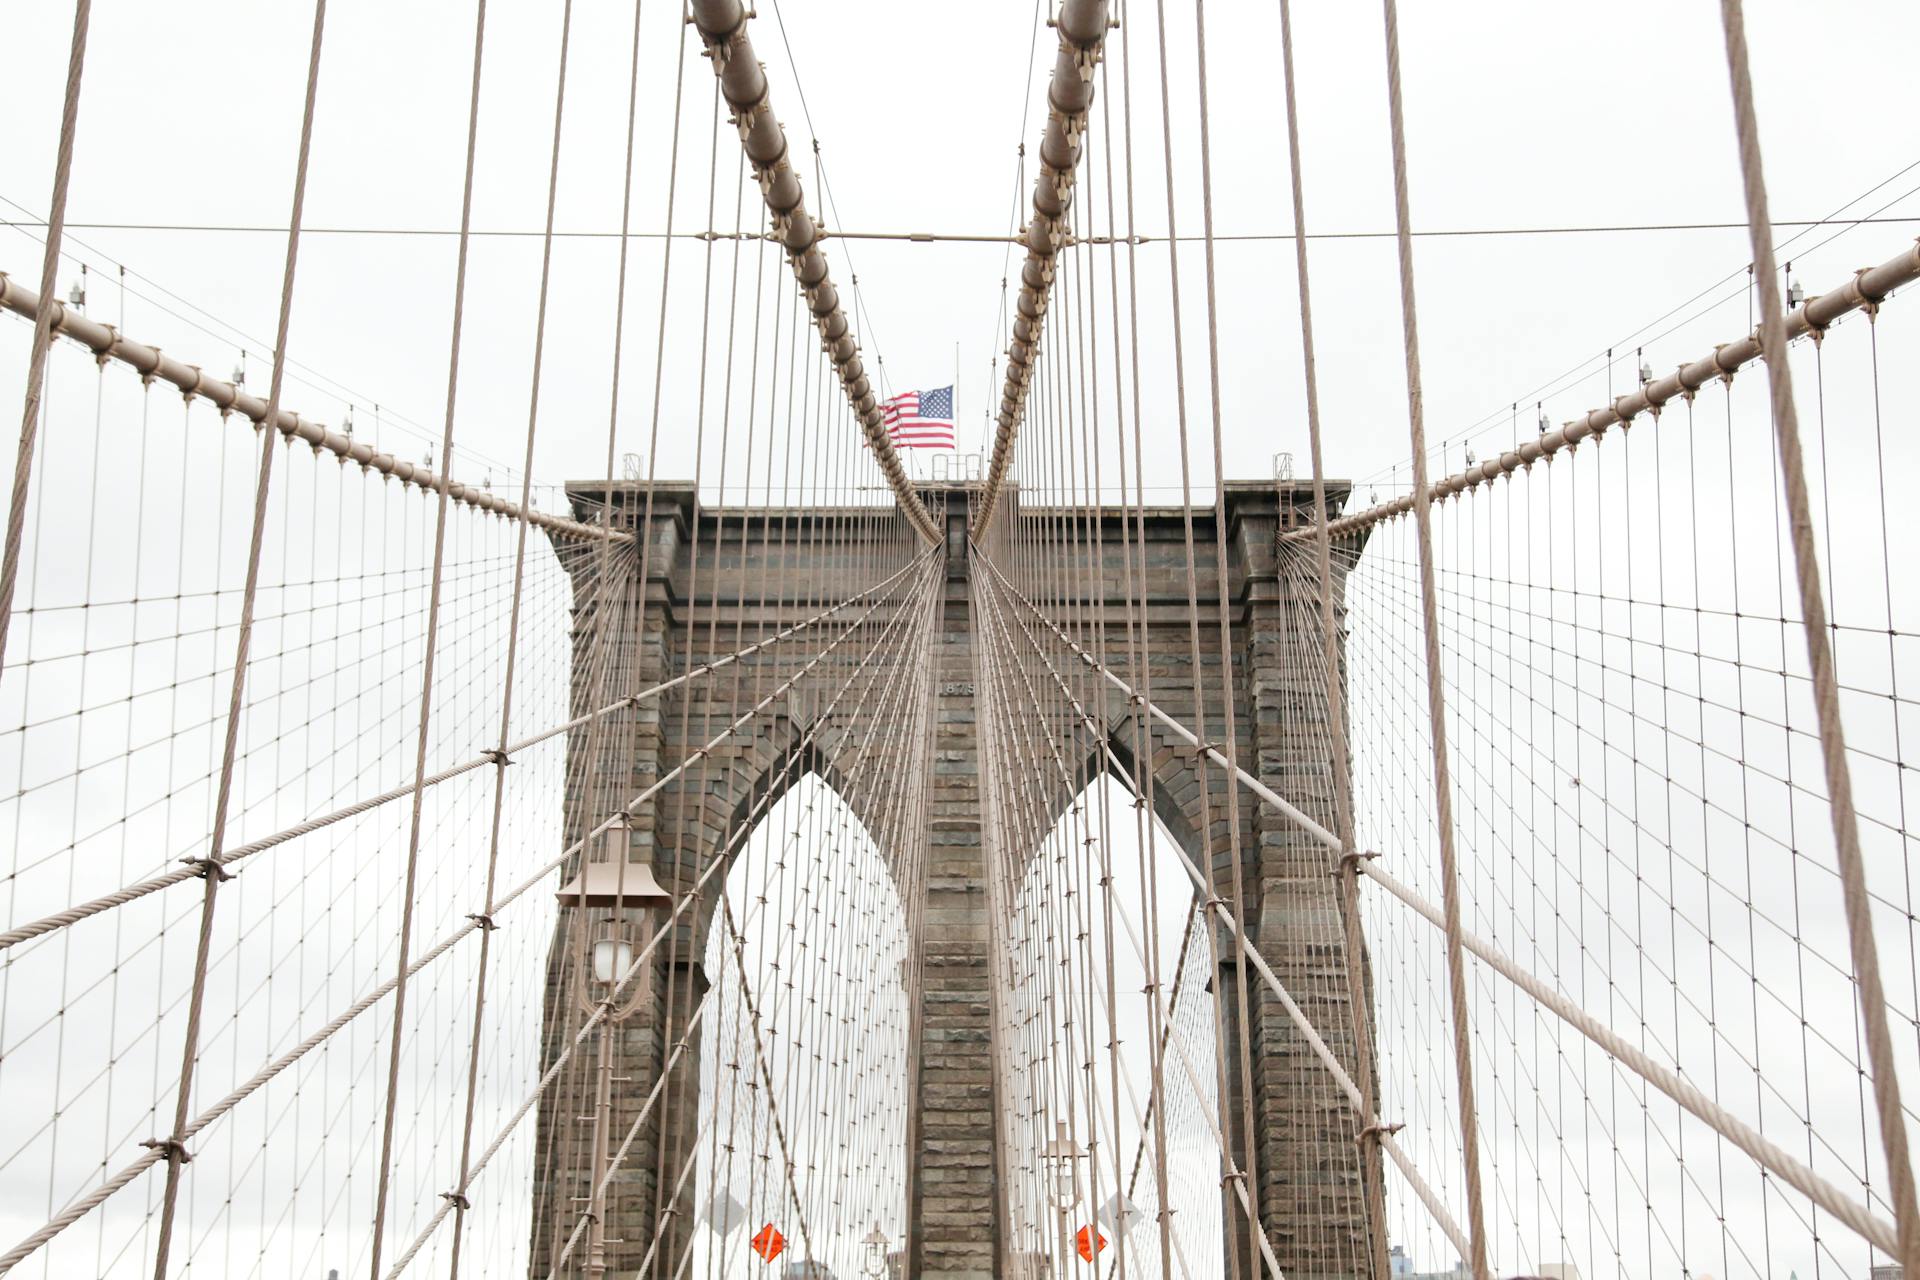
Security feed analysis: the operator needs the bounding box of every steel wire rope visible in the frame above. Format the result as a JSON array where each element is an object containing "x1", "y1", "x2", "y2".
[
  {"x1": 142, "y1": 5, "x2": 330, "y2": 1272},
  {"x1": 678, "y1": 559, "x2": 935, "y2": 1276},
  {"x1": 1268, "y1": 0, "x2": 1391, "y2": 1266},
  {"x1": 0, "y1": 272, "x2": 620, "y2": 545},
  {"x1": 401, "y1": 742, "x2": 829, "y2": 1279},
  {"x1": 629, "y1": 77, "x2": 728, "y2": 1279},
  {"x1": 983, "y1": 534, "x2": 1917, "y2": 1255},
  {"x1": 23, "y1": 209, "x2": 1920, "y2": 247},
  {"x1": 687, "y1": 205, "x2": 780, "y2": 1280},
  {"x1": 398, "y1": 609, "x2": 931, "y2": 1276},
  {"x1": 0, "y1": 189, "x2": 539, "y2": 488},
  {"x1": 1716, "y1": 2, "x2": 1920, "y2": 1270},
  {"x1": 1100, "y1": 5, "x2": 1178, "y2": 1263},
  {"x1": 1350, "y1": 162, "x2": 1920, "y2": 489},
  {"x1": 1373, "y1": 1, "x2": 1495, "y2": 1266},
  {"x1": 362, "y1": 0, "x2": 535, "y2": 1264},
  {"x1": 0, "y1": 0, "x2": 93, "y2": 683},
  {"x1": 1309, "y1": 522, "x2": 1920, "y2": 1143},
  {"x1": 1131, "y1": 1, "x2": 1265, "y2": 1267},
  {"x1": 1305, "y1": 229, "x2": 1920, "y2": 548},
  {"x1": 1336, "y1": 458, "x2": 1904, "y2": 1258},
  {"x1": 972, "y1": 561, "x2": 1288, "y2": 1278},
  {"x1": 773, "y1": 412, "x2": 912, "y2": 1272},
  {"x1": 1338, "y1": 488, "x2": 1920, "y2": 1165},
  {"x1": 369, "y1": 543, "x2": 944, "y2": 1274},
  {"x1": 1282, "y1": 537, "x2": 1720, "y2": 1274},
  {"x1": 1101, "y1": 903, "x2": 1200, "y2": 1280},
  {"x1": 1064, "y1": 149, "x2": 1139, "y2": 1280},
  {"x1": 524, "y1": 1, "x2": 696, "y2": 1258},
  {"x1": 975, "y1": 553, "x2": 1478, "y2": 1261},
  {"x1": 408, "y1": 554, "x2": 934, "y2": 1277},
  {"x1": 698, "y1": 232, "x2": 800, "y2": 1280},
  {"x1": 0, "y1": 546, "x2": 933, "y2": 1274}
]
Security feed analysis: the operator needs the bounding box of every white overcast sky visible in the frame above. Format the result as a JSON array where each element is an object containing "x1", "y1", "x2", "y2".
[
  {"x1": 4, "y1": 0, "x2": 1917, "y2": 502},
  {"x1": 3, "y1": 3, "x2": 1919, "y2": 1278}
]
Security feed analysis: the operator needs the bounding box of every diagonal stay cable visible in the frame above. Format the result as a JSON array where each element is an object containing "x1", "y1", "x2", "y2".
[
  {"x1": 383, "y1": 549, "x2": 940, "y2": 1277},
  {"x1": 604, "y1": 567, "x2": 938, "y2": 1280},
  {"x1": 1716, "y1": 1, "x2": 1920, "y2": 1269},
  {"x1": 0, "y1": 0, "x2": 92, "y2": 682},
  {"x1": 971, "y1": 564, "x2": 1293, "y2": 1279},
  {"x1": 976, "y1": 546, "x2": 1906, "y2": 1262},
  {"x1": 0, "y1": 560, "x2": 918, "y2": 954},
  {"x1": 0, "y1": 550, "x2": 936, "y2": 1276}
]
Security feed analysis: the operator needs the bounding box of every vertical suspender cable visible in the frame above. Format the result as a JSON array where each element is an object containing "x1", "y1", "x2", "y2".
[
  {"x1": 440, "y1": 0, "x2": 523, "y2": 1273},
  {"x1": 688, "y1": 0, "x2": 937, "y2": 543},
  {"x1": 1375, "y1": 1, "x2": 1491, "y2": 1275},
  {"x1": 1715, "y1": 2, "x2": 1920, "y2": 1271},
  {"x1": 366, "y1": 0, "x2": 533, "y2": 1273},
  {"x1": 0, "y1": 0, "x2": 93, "y2": 679},
  {"x1": 974, "y1": 0, "x2": 1110, "y2": 535},
  {"x1": 1272, "y1": 0, "x2": 1391, "y2": 1271},
  {"x1": 1186, "y1": 4, "x2": 1267, "y2": 1270},
  {"x1": 148, "y1": 4, "x2": 329, "y2": 1276},
  {"x1": 1103, "y1": 5, "x2": 1178, "y2": 1265}
]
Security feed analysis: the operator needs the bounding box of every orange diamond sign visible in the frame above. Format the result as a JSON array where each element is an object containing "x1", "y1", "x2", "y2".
[
  {"x1": 1076, "y1": 1225, "x2": 1106, "y2": 1261},
  {"x1": 750, "y1": 1223, "x2": 785, "y2": 1263}
]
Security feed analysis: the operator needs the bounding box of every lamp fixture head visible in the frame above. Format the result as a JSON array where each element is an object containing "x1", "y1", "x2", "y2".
[
  {"x1": 555, "y1": 818, "x2": 672, "y2": 912},
  {"x1": 554, "y1": 859, "x2": 672, "y2": 912}
]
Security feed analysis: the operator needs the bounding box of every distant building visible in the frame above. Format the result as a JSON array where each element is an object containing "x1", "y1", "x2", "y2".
[
  {"x1": 1870, "y1": 1266, "x2": 1903, "y2": 1280},
  {"x1": 1385, "y1": 1251, "x2": 1583, "y2": 1280},
  {"x1": 1402, "y1": 1263, "x2": 1467, "y2": 1280},
  {"x1": 780, "y1": 1262, "x2": 836, "y2": 1280}
]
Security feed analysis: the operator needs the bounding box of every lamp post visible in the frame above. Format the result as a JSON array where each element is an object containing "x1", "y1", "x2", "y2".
[
  {"x1": 1040, "y1": 1121, "x2": 1085, "y2": 1275},
  {"x1": 862, "y1": 1223, "x2": 890, "y2": 1277},
  {"x1": 555, "y1": 815, "x2": 673, "y2": 1280}
]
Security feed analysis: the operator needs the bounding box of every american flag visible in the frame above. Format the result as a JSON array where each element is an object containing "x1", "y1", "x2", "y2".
[{"x1": 880, "y1": 385, "x2": 956, "y2": 449}]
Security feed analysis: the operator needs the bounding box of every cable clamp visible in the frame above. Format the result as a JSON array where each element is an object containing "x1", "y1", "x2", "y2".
[
  {"x1": 1854, "y1": 264, "x2": 1884, "y2": 320},
  {"x1": 466, "y1": 913, "x2": 497, "y2": 931},
  {"x1": 1712, "y1": 342, "x2": 1738, "y2": 386},
  {"x1": 1219, "y1": 1170, "x2": 1246, "y2": 1189},
  {"x1": 1676, "y1": 365, "x2": 1697, "y2": 403},
  {"x1": 1355, "y1": 1121, "x2": 1405, "y2": 1146},
  {"x1": 141, "y1": 1137, "x2": 193, "y2": 1164},
  {"x1": 1335, "y1": 849, "x2": 1380, "y2": 877},
  {"x1": 482, "y1": 747, "x2": 512, "y2": 767},
  {"x1": 179, "y1": 856, "x2": 234, "y2": 882},
  {"x1": 440, "y1": 1190, "x2": 472, "y2": 1212}
]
